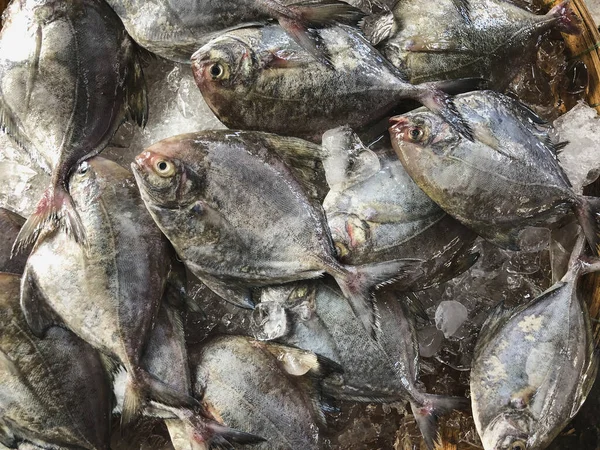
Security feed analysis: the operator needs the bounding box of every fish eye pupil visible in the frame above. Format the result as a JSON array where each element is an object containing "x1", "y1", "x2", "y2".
[
  {"x1": 409, "y1": 127, "x2": 423, "y2": 140},
  {"x1": 210, "y1": 63, "x2": 223, "y2": 78},
  {"x1": 158, "y1": 161, "x2": 168, "y2": 171}
]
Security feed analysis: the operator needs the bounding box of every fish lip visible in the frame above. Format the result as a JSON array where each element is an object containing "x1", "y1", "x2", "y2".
[
  {"x1": 190, "y1": 46, "x2": 209, "y2": 63},
  {"x1": 389, "y1": 116, "x2": 410, "y2": 127}
]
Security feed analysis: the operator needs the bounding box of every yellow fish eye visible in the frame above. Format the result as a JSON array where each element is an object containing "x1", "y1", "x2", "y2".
[
  {"x1": 154, "y1": 159, "x2": 176, "y2": 177},
  {"x1": 509, "y1": 440, "x2": 527, "y2": 450},
  {"x1": 208, "y1": 62, "x2": 229, "y2": 81}
]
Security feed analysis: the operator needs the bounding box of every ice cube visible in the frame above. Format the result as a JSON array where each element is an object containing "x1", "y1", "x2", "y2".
[
  {"x1": 553, "y1": 102, "x2": 600, "y2": 193},
  {"x1": 434, "y1": 300, "x2": 468, "y2": 338},
  {"x1": 0, "y1": 161, "x2": 48, "y2": 216},
  {"x1": 418, "y1": 325, "x2": 444, "y2": 357}
]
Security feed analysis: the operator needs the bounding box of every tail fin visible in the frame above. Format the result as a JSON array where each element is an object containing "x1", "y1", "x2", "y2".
[
  {"x1": 427, "y1": 78, "x2": 489, "y2": 96},
  {"x1": 410, "y1": 395, "x2": 469, "y2": 450},
  {"x1": 574, "y1": 196, "x2": 600, "y2": 256},
  {"x1": 121, "y1": 377, "x2": 144, "y2": 426},
  {"x1": 12, "y1": 185, "x2": 86, "y2": 257},
  {"x1": 548, "y1": 0, "x2": 581, "y2": 35},
  {"x1": 266, "y1": 0, "x2": 364, "y2": 68},
  {"x1": 332, "y1": 259, "x2": 424, "y2": 338},
  {"x1": 205, "y1": 422, "x2": 266, "y2": 449},
  {"x1": 415, "y1": 88, "x2": 474, "y2": 141}
]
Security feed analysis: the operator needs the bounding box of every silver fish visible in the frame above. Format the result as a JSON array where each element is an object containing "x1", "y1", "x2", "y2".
[
  {"x1": 322, "y1": 126, "x2": 478, "y2": 288},
  {"x1": 0, "y1": 272, "x2": 112, "y2": 450},
  {"x1": 191, "y1": 24, "x2": 474, "y2": 142},
  {"x1": 104, "y1": 0, "x2": 363, "y2": 64},
  {"x1": 368, "y1": 0, "x2": 579, "y2": 88},
  {"x1": 189, "y1": 335, "x2": 326, "y2": 450},
  {"x1": 132, "y1": 130, "x2": 421, "y2": 336},
  {"x1": 0, "y1": 0, "x2": 148, "y2": 254},
  {"x1": 470, "y1": 234, "x2": 598, "y2": 450},
  {"x1": 389, "y1": 90, "x2": 600, "y2": 253}
]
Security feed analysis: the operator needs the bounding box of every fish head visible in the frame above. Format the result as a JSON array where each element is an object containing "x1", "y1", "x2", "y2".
[
  {"x1": 191, "y1": 34, "x2": 257, "y2": 113},
  {"x1": 69, "y1": 157, "x2": 131, "y2": 210},
  {"x1": 328, "y1": 213, "x2": 372, "y2": 263},
  {"x1": 131, "y1": 136, "x2": 204, "y2": 210},
  {"x1": 481, "y1": 410, "x2": 533, "y2": 450}
]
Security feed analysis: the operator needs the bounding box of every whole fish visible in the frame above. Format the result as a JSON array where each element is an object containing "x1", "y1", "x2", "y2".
[
  {"x1": 0, "y1": 0, "x2": 148, "y2": 255},
  {"x1": 367, "y1": 0, "x2": 579, "y2": 88},
  {"x1": 189, "y1": 335, "x2": 326, "y2": 450},
  {"x1": 20, "y1": 158, "x2": 199, "y2": 428},
  {"x1": 104, "y1": 0, "x2": 363, "y2": 65},
  {"x1": 251, "y1": 280, "x2": 467, "y2": 450},
  {"x1": 0, "y1": 208, "x2": 26, "y2": 274},
  {"x1": 470, "y1": 235, "x2": 598, "y2": 450},
  {"x1": 191, "y1": 24, "x2": 474, "y2": 142},
  {"x1": 389, "y1": 90, "x2": 600, "y2": 253},
  {"x1": 322, "y1": 126, "x2": 478, "y2": 288},
  {"x1": 131, "y1": 130, "x2": 420, "y2": 336},
  {"x1": 0, "y1": 272, "x2": 112, "y2": 450}
]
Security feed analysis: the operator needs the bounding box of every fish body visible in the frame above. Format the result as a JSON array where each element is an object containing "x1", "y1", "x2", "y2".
[
  {"x1": 0, "y1": 0, "x2": 147, "y2": 253},
  {"x1": 189, "y1": 335, "x2": 322, "y2": 450},
  {"x1": 252, "y1": 280, "x2": 466, "y2": 449},
  {"x1": 132, "y1": 130, "x2": 416, "y2": 335},
  {"x1": 19, "y1": 157, "x2": 187, "y2": 425},
  {"x1": 0, "y1": 208, "x2": 26, "y2": 274},
  {"x1": 373, "y1": 0, "x2": 580, "y2": 87},
  {"x1": 323, "y1": 126, "x2": 478, "y2": 287},
  {"x1": 470, "y1": 241, "x2": 598, "y2": 450},
  {"x1": 0, "y1": 272, "x2": 112, "y2": 450},
  {"x1": 191, "y1": 24, "x2": 472, "y2": 142},
  {"x1": 389, "y1": 90, "x2": 600, "y2": 252},
  {"x1": 104, "y1": 0, "x2": 363, "y2": 63}
]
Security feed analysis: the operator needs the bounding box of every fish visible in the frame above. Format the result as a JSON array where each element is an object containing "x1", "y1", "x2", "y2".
[
  {"x1": 0, "y1": 208, "x2": 26, "y2": 274},
  {"x1": 191, "y1": 24, "x2": 475, "y2": 142},
  {"x1": 104, "y1": 0, "x2": 364, "y2": 64},
  {"x1": 0, "y1": 0, "x2": 148, "y2": 255},
  {"x1": 250, "y1": 280, "x2": 468, "y2": 450},
  {"x1": 388, "y1": 90, "x2": 600, "y2": 253},
  {"x1": 470, "y1": 234, "x2": 598, "y2": 450},
  {"x1": 322, "y1": 126, "x2": 479, "y2": 288},
  {"x1": 0, "y1": 272, "x2": 113, "y2": 450},
  {"x1": 188, "y1": 335, "x2": 328, "y2": 450},
  {"x1": 131, "y1": 130, "x2": 421, "y2": 337},
  {"x1": 366, "y1": 0, "x2": 580, "y2": 88},
  {"x1": 19, "y1": 157, "x2": 198, "y2": 427}
]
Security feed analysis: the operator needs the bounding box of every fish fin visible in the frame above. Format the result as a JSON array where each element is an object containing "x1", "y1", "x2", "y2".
[
  {"x1": 404, "y1": 292, "x2": 429, "y2": 321},
  {"x1": 451, "y1": 0, "x2": 471, "y2": 24},
  {"x1": 263, "y1": 342, "x2": 320, "y2": 376},
  {"x1": 360, "y1": 9, "x2": 397, "y2": 45},
  {"x1": 321, "y1": 125, "x2": 381, "y2": 191},
  {"x1": 414, "y1": 89, "x2": 473, "y2": 141},
  {"x1": 124, "y1": 48, "x2": 148, "y2": 128},
  {"x1": 550, "y1": 140, "x2": 569, "y2": 156},
  {"x1": 277, "y1": 18, "x2": 335, "y2": 69},
  {"x1": 285, "y1": 0, "x2": 365, "y2": 25},
  {"x1": 198, "y1": 274, "x2": 255, "y2": 310},
  {"x1": 0, "y1": 99, "x2": 35, "y2": 158},
  {"x1": 260, "y1": 49, "x2": 309, "y2": 69},
  {"x1": 12, "y1": 185, "x2": 86, "y2": 257},
  {"x1": 0, "y1": 349, "x2": 19, "y2": 377},
  {"x1": 548, "y1": 0, "x2": 581, "y2": 35},
  {"x1": 121, "y1": 377, "x2": 144, "y2": 426},
  {"x1": 206, "y1": 423, "x2": 266, "y2": 449},
  {"x1": 19, "y1": 265, "x2": 61, "y2": 337},
  {"x1": 473, "y1": 301, "x2": 511, "y2": 356},
  {"x1": 571, "y1": 349, "x2": 599, "y2": 418},
  {"x1": 428, "y1": 78, "x2": 489, "y2": 96},
  {"x1": 332, "y1": 258, "x2": 425, "y2": 338},
  {"x1": 410, "y1": 395, "x2": 469, "y2": 450},
  {"x1": 402, "y1": 37, "x2": 470, "y2": 53},
  {"x1": 574, "y1": 196, "x2": 600, "y2": 256}
]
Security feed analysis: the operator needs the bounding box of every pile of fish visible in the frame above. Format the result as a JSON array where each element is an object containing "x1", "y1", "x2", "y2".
[{"x1": 0, "y1": 0, "x2": 598, "y2": 449}]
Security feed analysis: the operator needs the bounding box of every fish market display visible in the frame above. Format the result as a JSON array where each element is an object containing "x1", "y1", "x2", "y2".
[
  {"x1": 104, "y1": 0, "x2": 363, "y2": 64},
  {"x1": 0, "y1": 0, "x2": 598, "y2": 448},
  {"x1": 0, "y1": 272, "x2": 112, "y2": 450},
  {"x1": 368, "y1": 0, "x2": 580, "y2": 88},
  {"x1": 0, "y1": 0, "x2": 148, "y2": 254},
  {"x1": 0, "y1": 208, "x2": 26, "y2": 274},
  {"x1": 389, "y1": 90, "x2": 600, "y2": 253},
  {"x1": 132, "y1": 130, "x2": 418, "y2": 334},
  {"x1": 322, "y1": 126, "x2": 478, "y2": 288},
  {"x1": 189, "y1": 335, "x2": 325, "y2": 450},
  {"x1": 191, "y1": 24, "x2": 474, "y2": 142},
  {"x1": 470, "y1": 235, "x2": 598, "y2": 450}
]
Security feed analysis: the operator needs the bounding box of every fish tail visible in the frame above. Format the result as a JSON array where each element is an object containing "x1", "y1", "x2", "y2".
[
  {"x1": 205, "y1": 422, "x2": 266, "y2": 448},
  {"x1": 332, "y1": 259, "x2": 423, "y2": 339},
  {"x1": 574, "y1": 196, "x2": 600, "y2": 256},
  {"x1": 415, "y1": 88, "x2": 474, "y2": 141},
  {"x1": 11, "y1": 184, "x2": 86, "y2": 257},
  {"x1": 410, "y1": 395, "x2": 469, "y2": 450},
  {"x1": 263, "y1": 0, "x2": 364, "y2": 68},
  {"x1": 121, "y1": 376, "x2": 144, "y2": 426},
  {"x1": 548, "y1": 0, "x2": 581, "y2": 35}
]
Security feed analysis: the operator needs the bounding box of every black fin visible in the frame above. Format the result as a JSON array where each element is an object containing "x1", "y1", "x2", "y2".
[
  {"x1": 415, "y1": 88, "x2": 473, "y2": 141},
  {"x1": 360, "y1": 9, "x2": 397, "y2": 45},
  {"x1": 199, "y1": 274, "x2": 255, "y2": 310},
  {"x1": 411, "y1": 395, "x2": 469, "y2": 450},
  {"x1": 124, "y1": 45, "x2": 149, "y2": 128},
  {"x1": 428, "y1": 77, "x2": 489, "y2": 96},
  {"x1": 19, "y1": 265, "x2": 61, "y2": 337},
  {"x1": 574, "y1": 196, "x2": 600, "y2": 256},
  {"x1": 207, "y1": 423, "x2": 266, "y2": 447}
]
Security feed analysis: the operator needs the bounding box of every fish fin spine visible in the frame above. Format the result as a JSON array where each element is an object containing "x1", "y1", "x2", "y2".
[
  {"x1": 574, "y1": 196, "x2": 600, "y2": 256},
  {"x1": 410, "y1": 395, "x2": 469, "y2": 450}
]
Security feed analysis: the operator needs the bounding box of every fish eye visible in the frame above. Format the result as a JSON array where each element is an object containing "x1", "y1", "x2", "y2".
[
  {"x1": 209, "y1": 62, "x2": 225, "y2": 79},
  {"x1": 77, "y1": 162, "x2": 89, "y2": 175},
  {"x1": 408, "y1": 126, "x2": 424, "y2": 141},
  {"x1": 509, "y1": 441, "x2": 527, "y2": 450},
  {"x1": 154, "y1": 159, "x2": 176, "y2": 177},
  {"x1": 334, "y1": 242, "x2": 349, "y2": 259}
]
